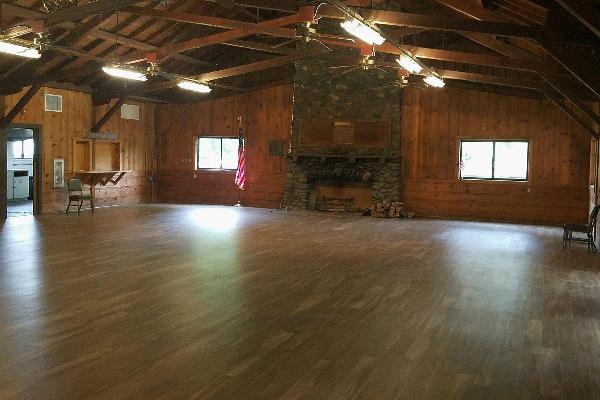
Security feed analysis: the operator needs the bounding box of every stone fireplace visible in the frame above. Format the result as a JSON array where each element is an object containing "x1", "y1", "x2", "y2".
[{"x1": 284, "y1": 47, "x2": 403, "y2": 211}]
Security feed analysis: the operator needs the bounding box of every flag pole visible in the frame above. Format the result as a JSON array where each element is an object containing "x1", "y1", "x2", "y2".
[{"x1": 234, "y1": 116, "x2": 243, "y2": 207}]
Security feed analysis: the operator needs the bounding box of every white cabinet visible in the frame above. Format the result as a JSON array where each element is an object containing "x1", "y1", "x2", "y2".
[
  {"x1": 13, "y1": 176, "x2": 29, "y2": 199},
  {"x1": 7, "y1": 170, "x2": 29, "y2": 200},
  {"x1": 6, "y1": 171, "x2": 13, "y2": 199}
]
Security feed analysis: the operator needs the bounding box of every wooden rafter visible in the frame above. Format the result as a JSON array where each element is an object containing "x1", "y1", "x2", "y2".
[
  {"x1": 543, "y1": 87, "x2": 599, "y2": 139},
  {"x1": 317, "y1": 4, "x2": 541, "y2": 38},
  {"x1": 92, "y1": 98, "x2": 125, "y2": 132},
  {"x1": 130, "y1": 4, "x2": 541, "y2": 38},
  {"x1": 122, "y1": 6, "x2": 298, "y2": 38},
  {"x1": 0, "y1": 84, "x2": 42, "y2": 129},
  {"x1": 90, "y1": 30, "x2": 215, "y2": 67},
  {"x1": 42, "y1": 0, "x2": 143, "y2": 27},
  {"x1": 123, "y1": 13, "x2": 301, "y2": 63},
  {"x1": 553, "y1": 0, "x2": 600, "y2": 38},
  {"x1": 540, "y1": 74, "x2": 600, "y2": 125},
  {"x1": 434, "y1": 69, "x2": 543, "y2": 90}
]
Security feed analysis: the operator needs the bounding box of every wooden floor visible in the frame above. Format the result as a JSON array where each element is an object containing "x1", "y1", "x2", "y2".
[{"x1": 1, "y1": 205, "x2": 599, "y2": 400}]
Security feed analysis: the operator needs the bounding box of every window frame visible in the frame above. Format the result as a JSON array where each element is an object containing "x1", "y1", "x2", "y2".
[
  {"x1": 459, "y1": 139, "x2": 529, "y2": 182},
  {"x1": 11, "y1": 139, "x2": 34, "y2": 160},
  {"x1": 196, "y1": 136, "x2": 239, "y2": 171}
]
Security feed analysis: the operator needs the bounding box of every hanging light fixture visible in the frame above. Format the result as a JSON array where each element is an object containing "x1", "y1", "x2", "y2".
[
  {"x1": 102, "y1": 65, "x2": 147, "y2": 81},
  {"x1": 177, "y1": 79, "x2": 212, "y2": 93},
  {"x1": 424, "y1": 75, "x2": 445, "y2": 88},
  {"x1": 396, "y1": 54, "x2": 422, "y2": 74},
  {"x1": 340, "y1": 18, "x2": 385, "y2": 46},
  {"x1": 0, "y1": 41, "x2": 41, "y2": 59}
]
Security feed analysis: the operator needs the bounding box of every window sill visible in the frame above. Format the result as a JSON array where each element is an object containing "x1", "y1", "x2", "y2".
[
  {"x1": 460, "y1": 178, "x2": 529, "y2": 184},
  {"x1": 195, "y1": 169, "x2": 237, "y2": 173}
]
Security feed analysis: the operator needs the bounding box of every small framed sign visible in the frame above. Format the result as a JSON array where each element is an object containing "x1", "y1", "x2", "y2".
[{"x1": 53, "y1": 159, "x2": 65, "y2": 188}]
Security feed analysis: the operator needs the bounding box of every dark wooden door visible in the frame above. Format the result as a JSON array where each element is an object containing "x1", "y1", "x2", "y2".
[{"x1": 0, "y1": 129, "x2": 6, "y2": 222}]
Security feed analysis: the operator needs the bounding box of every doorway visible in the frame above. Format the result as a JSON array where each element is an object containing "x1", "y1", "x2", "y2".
[{"x1": 2, "y1": 124, "x2": 42, "y2": 220}]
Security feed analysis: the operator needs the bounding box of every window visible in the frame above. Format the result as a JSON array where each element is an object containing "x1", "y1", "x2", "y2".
[
  {"x1": 460, "y1": 140, "x2": 528, "y2": 181},
  {"x1": 197, "y1": 137, "x2": 239, "y2": 170},
  {"x1": 12, "y1": 139, "x2": 34, "y2": 159}
]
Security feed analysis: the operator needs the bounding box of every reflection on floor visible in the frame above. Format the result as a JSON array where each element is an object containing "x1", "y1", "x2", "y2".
[
  {"x1": 0, "y1": 204, "x2": 599, "y2": 399},
  {"x1": 7, "y1": 199, "x2": 33, "y2": 216}
]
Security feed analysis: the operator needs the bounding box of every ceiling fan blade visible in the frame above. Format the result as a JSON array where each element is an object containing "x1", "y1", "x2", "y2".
[
  {"x1": 273, "y1": 39, "x2": 297, "y2": 49},
  {"x1": 51, "y1": 44, "x2": 108, "y2": 63},
  {"x1": 313, "y1": 38, "x2": 332, "y2": 52},
  {"x1": 340, "y1": 67, "x2": 359, "y2": 75}
]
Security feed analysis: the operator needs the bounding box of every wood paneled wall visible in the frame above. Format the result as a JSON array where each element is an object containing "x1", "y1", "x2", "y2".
[
  {"x1": 157, "y1": 84, "x2": 293, "y2": 208},
  {"x1": 2, "y1": 87, "x2": 155, "y2": 213},
  {"x1": 401, "y1": 87, "x2": 593, "y2": 225},
  {"x1": 93, "y1": 99, "x2": 157, "y2": 205}
]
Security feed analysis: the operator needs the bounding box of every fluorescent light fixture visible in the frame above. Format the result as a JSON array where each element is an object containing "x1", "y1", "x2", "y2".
[
  {"x1": 424, "y1": 75, "x2": 445, "y2": 88},
  {"x1": 177, "y1": 80, "x2": 212, "y2": 93},
  {"x1": 102, "y1": 65, "x2": 147, "y2": 81},
  {"x1": 340, "y1": 18, "x2": 385, "y2": 46},
  {"x1": 397, "y1": 55, "x2": 422, "y2": 74},
  {"x1": 0, "y1": 41, "x2": 41, "y2": 59}
]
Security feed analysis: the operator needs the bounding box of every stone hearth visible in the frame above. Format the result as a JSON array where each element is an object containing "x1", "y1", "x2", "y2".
[{"x1": 283, "y1": 44, "x2": 403, "y2": 211}]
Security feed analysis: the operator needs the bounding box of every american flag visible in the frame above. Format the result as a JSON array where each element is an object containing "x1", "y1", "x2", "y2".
[{"x1": 234, "y1": 125, "x2": 246, "y2": 190}]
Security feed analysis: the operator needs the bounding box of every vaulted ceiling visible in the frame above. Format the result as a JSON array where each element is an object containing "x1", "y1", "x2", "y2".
[{"x1": 0, "y1": 0, "x2": 598, "y2": 136}]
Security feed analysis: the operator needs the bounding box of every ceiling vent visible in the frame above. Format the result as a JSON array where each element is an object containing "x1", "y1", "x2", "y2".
[
  {"x1": 121, "y1": 104, "x2": 140, "y2": 121},
  {"x1": 45, "y1": 94, "x2": 62, "y2": 112}
]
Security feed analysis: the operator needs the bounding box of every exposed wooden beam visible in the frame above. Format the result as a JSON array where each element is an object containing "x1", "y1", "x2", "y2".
[
  {"x1": 540, "y1": 74, "x2": 600, "y2": 125},
  {"x1": 0, "y1": 63, "x2": 99, "y2": 95},
  {"x1": 434, "y1": 69, "x2": 544, "y2": 90},
  {"x1": 543, "y1": 87, "x2": 599, "y2": 139},
  {"x1": 458, "y1": 32, "x2": 540, "y2": 58},
  {"x1": 425, "y1": 0, "x2": 547, "y2": 54},
  {"x1": 90, "y1": 30, "x2": 215, "y2": 67},
  {"x1": 123, "y1": 14, "x2": 301, "y2": 63},
  {"x1": 401, "y1": 45, "x2": 550, "y2": 72},
  {"x1": 1, "y1": 4, "x2": 67, "y2": 27},
  {"x1": 222, "y1": 40, "x2": 295, "y2": 55},
  {"x1": 122, "y1": 6, "x2": 297, "y2": 38},
  {"x1": 195, "y1": 52, "x2": 313, "y2": 82},
  {"x1": 92, "y1": 98, "x2": 125, "y2": 132},
  {"x1": 317, "y1": 5, "x2": 542, "y2": 38},
  {"x1": 0, "y1": 84, "x2": 41, "y2": 129},
  {"x1": 541, "y1": 36, "x2": 600, "y2": 99},
  {"x1": 43, "y1": 0, "x2": 142, "y2": 27},
  {"x1": 553, "y1": 0, "x2": 600, "y2": 38},
  {"x1": 201, "y1": 0, "x2": 298, "y2": 13},
  {"x1": 427, "y1": 0, "x2": 599, "y2": 100},
  {"x1": 57, "y1": 11, "x2": 114, "y2": 47}
]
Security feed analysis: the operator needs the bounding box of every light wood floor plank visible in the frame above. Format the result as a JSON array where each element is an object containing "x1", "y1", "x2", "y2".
[{"x1": 0, "y1": 205, "x2": 599, "y2": 399}]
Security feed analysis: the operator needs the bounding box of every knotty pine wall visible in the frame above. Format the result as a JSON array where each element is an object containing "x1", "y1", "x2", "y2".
[
  {"x1": 3, "y1": 87, "x2": 155, "y2": 213},
  {"x1": 157, "y1": 84, "x2": 292, "y2": 208},
  {"x1": 401, "y1": 87, "x2": 593, "y2": 225},
  {"x1": 93, "y1": 99, "x2": 157, "y2": 205}
]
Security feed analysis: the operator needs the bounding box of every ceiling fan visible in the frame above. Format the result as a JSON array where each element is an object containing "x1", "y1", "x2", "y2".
[
  {"x1": 288, "y1": 6, "x2": 333, "y2": 52},
  {"x1": 374, "y1": 69, "x2": 430, "y2": 91},
  {"x1": 330, "y1": 45, "x2": 397, "y2": 75}
]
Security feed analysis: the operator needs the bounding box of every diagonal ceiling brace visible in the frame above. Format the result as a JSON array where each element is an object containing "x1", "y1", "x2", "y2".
[
  {"x1": 92, "y1": 98, "x2": 125, "y2": 132},
  {"x1": 0, "y1": 84, "x2": 42, "y2": 129}
]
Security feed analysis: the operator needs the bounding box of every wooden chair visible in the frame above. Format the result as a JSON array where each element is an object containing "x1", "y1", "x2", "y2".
[
  {"x1": 65, "y1": 178, "x2": 94, "y2": 215},
  {"x1": 563, "y1": 205, "x2": 600, "y2": 253}
]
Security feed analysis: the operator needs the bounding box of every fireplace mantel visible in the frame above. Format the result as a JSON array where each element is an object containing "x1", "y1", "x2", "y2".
[{"x1": 287, "y1": 153, "x2": 398, "y2": 164}]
